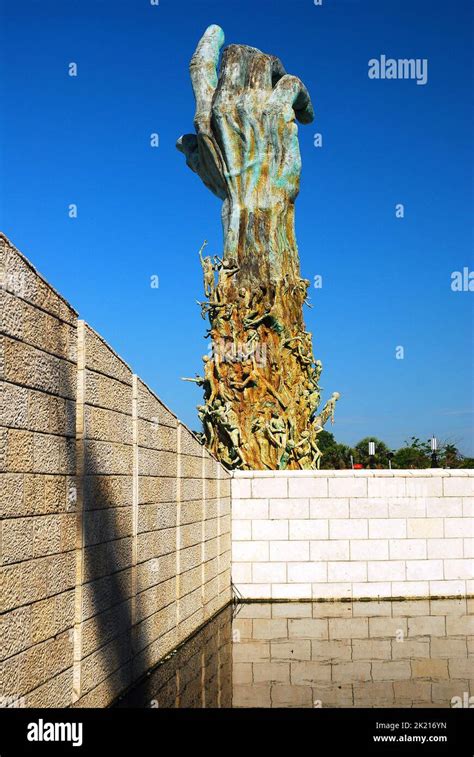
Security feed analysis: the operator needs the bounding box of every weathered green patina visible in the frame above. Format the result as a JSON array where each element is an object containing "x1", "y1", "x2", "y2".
[{"x1": 178, "y1": 25, "x2": 339, "y2": 469}]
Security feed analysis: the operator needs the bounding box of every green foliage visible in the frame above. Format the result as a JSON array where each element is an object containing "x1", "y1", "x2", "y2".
[
  {"x1": 321, "y1": 443, "x2": 354, "y2": 469},
  {"x1": 392, "y1": 437, "x2": 431, "y2": 469},
  {"x1": 317, "y1": 431, "x2": 353, "y2": 469},
  {"x1": 353, "y1": 437, "x2": 392, "y2": 468},
  {"x1": 319, "y1": 433, "x2": 474, "y2": 470},
  {"x1": 443, "y1": 444, "x2": 459, "y2": 468},
  {"x1": 317, "y1": 430, "x2": 336, "y2": 451}
]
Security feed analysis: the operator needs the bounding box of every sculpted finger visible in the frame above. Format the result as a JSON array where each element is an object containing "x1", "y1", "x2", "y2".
[
  {"x1": 177, "y1": 134, "x2": 227, "y2": 200},
  {"x1": 268, "y1": 74, "x2": 314, "y2": 124},
  {"x1": 176, "y1": 134, "x2": 200, "y2": 174},
  {"x1": 215, "y1": 44, "x2": 259, "y2": 99},
  {"x1": 269, "y1": 55, "x2": 287, "y2": 87},
  {"x1": 190, "y1": 24, "x2": 225, "y2": 132},
  {"x1": 247, "y1": 53, "x2": 273, "y2": 91},
  {"x1": 247, "y1": 53, "x2": 286, "y2": 91},
  {"x1": 198, "y1": 135, "x2": 228, "y2": 199}
]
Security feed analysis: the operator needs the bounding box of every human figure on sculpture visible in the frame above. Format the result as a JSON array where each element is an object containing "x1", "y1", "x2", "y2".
[
  {"x1": 307, "y1": 381, "x2": 321, "y2": 420},
  {"x1": 292, "y1": 277, "x2": 312, "y2": 307},
  {"x1": 267, "y1": 411, "x2": 287, "y2": 460},
  {"x1": 198, "y1": 240, "x2": 219, "y2": 299},
  {"x1": 211, "y1": 399, "x2": 246, "y2": 465},
  {"x1": 182, "y1": 354, "x2": 221, "y2": 404},
  {"x1": 251, "y1": 416, "x2": 273, "y2": 469},
  {"x1": 310, "y1": 392, "x2": 340, "y2": 468},
  {"x1": 279, "y1": 438, "x2": 297, "y2": 470},
  {"x1": 197, "y1": 403, "x2": 215, "y2": 446},
  {"x1": 244, "y1": 304, "x2": 284, "y2": 335},
  {"x1": 214, "y1": 255, "x2": 240, "y2": 278},
  {"x1": 284, "y1": 332, "x2": 313, "y2": 366},
  {"x1": 292, "y1": 430, "x2": 313, "y2": 468}
]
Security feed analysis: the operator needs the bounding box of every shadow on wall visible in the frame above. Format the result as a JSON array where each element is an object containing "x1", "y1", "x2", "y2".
[
  {"x1": 78, "y1": 458, "x2": 137, "y2": 707},
  {"x1": 1, "y1": 235, "x2": 231, "y2": 708},
  {"x1": 114, "y1": 604, "x2": 233, "y2": 708},
  {"x1": 72, "y1": 324, "x2": 144, "y2": 707}
]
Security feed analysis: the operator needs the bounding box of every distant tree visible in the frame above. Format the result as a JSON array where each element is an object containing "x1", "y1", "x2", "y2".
[
  {"x1": 392, "y1": 437, "x2": 431, "y2": 469},
  {"x1": 441, "y1": 443, "x2": 460, "y2": 468},
  {"x1": 314, "y1": 432, "x2": 474, "y2": 470},
  {"x1": 353, "y1": 437, "x2": 391, "y2": 468},
  {"x1": 317, "y1": 430, "x2": 337, "y2": 451},
  {"x1": 436, "y1": 442, "x2": 474, "y2": 468},
  {"x1": 320, "y1": 443, "x2": 353, "y2": 469}
]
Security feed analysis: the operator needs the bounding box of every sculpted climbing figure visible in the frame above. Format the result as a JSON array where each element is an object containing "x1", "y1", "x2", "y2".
[
  {"x1": 198, "y1": 241, "x2": 218, "y2": 300},
  {"x1": 178, "y1": 25, "x2": 339, "y2": 468}
]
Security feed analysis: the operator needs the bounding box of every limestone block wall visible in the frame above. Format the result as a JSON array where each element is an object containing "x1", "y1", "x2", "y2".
[
  {"x1": 0, "y1": 234, "x2": 232, "y2": 708},
  {"x1": 231, "y1": 471, "x2": 474, "y2": 601},
  {"x1": 133, "y1": 378, "x2": 179, "y2": 680},
  {"x1": 74, "y1": 323, "x2": 135, "y2": 706},
  {"x1": 1, "y1": 237, "x2": 78, "y2": 708},
  {"x1": 116, "y1": 605, "x2": 233, "y2": 708},
  {"x1": 132, "y1": 382, "x2": 231, "y2": 681}
]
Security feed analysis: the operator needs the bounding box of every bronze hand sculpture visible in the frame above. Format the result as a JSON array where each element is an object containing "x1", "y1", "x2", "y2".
[{"x1": 178, "y1": 25, "x2": 339, "y2": 469}]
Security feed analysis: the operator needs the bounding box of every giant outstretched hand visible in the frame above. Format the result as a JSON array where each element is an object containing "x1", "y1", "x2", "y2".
[
  {"x1": 177, "y1": 25, "x2": 315, "y2": 261},
  {"x1": 177, "y1": 26, "x2": 339, "y2": 471}
]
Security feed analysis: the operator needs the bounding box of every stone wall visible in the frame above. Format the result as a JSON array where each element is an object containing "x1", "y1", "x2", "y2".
[
  {"x1": 115, "y1": 605, "x2": 233, "y2": 708},
  {"x1": 232, "y1": 471, "x2": 473, "y2": 600},
  {"x1": 2, "y1": 232, "x2": 473, "y2": 708},
  {"x1": 1, "y1": 235, "x2": 78, "y2": 708},
  {"x1": 0, "y1": 234, "x2": 232, "y2": 708}
]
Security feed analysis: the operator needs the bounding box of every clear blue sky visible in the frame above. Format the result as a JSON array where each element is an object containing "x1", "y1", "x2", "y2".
[{"x1": 1, "y1": 0, "x2": 473, "y2": 454}]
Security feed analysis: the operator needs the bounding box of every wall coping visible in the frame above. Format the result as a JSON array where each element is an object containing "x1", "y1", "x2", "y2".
[
  {"x1": 1, "y1": 231, "x2": 79, "y2": 316},
  {"x1": 3, "y1": 233, "x2": 229, "y2": 476},
  {"x1": 232, "y1": 469, "x2": 474, "y2": 478}
]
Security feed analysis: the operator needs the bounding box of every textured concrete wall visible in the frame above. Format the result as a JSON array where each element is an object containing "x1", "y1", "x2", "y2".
[
  {"x1": 232, "y1": 471, "x2": 474, "y2": 600},
  {"x1": 73, "y1": 323, "x2": 135, "y2": 706},
  {"x1": 1, "y1": 235, "x2": 78, "y2": 708},
  {"x1": 133, "y1": 378, "x2": 179, "y2": 681},
  {"x1": 116, "y1": 605, "x2": 233, "y2": 708},
  {"x1": 0, "y1": 234, "x2": 231, "y2": 708}
]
